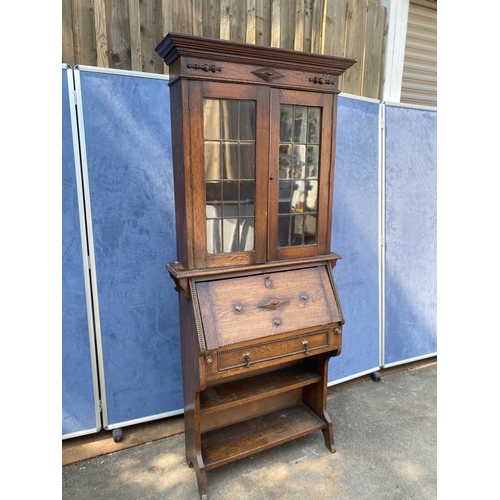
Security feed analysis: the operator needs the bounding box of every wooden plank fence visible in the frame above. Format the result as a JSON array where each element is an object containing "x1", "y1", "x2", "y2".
[{"x1": 62, "y1": 0, "x2": 386, "y2": 99}]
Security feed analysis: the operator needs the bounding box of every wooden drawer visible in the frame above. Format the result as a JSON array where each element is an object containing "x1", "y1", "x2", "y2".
[
  {"x1": 195, "y1": 265, "x2": 343, "y2": 350},
  {"x1": 217, "y1": 329, "x2": 331, "y2": 371}
]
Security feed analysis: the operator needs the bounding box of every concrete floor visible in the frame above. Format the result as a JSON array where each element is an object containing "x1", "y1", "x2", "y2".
[{"x1": 62, "y1": 361, "x2": 437, "y2": 500}]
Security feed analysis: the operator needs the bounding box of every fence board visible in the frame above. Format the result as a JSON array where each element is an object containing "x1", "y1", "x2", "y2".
[
  {"x1": 202, "y1": 0, "x2": 220, "y2": 39},
  {"x1": 230, "y1": 0, "x2": 246, "y2": 43},
  {"x1": 71, "y1": 0, "x2": 97, "y2": 66},
  {"x1": 63, "y1": 1, "x2": 75, "y2": 66},
  {"x1": 270, "y1": 0, "x2": 281, "y2": 47},
  {"x1": 294, "y1": 0, "x2": 305, "y2": 51},
  {"x1": 322, "y1": 0, "x2": 347, "y2": 57},
  {"x1": 106, "y1": 0, "x2": 131, "y2": 71},
  {"x1": 220, "y1": 0, "x2": 230, "y2": 39},
  {"x1": 161, "y1": 0, "x2": 172, "y2": 74},
  {"x1": 310, "y1": 0, "x2": 324, "y2": 54},
  {"x1": 256, "y1": 0, "x2": 271, "y2": 46},
  {"x1": 363, "y1": 0, "x2": 385, "y2": 99},
  {"x1": 192, "y1": 0, "x2": 203, "y2": 36},
  {"x1": 94, "y1": 0, "x2": 109, "y2": 67},
  {"x1": 173, "y1": 0, "x2": 193, "y2": 34},
  {"x1": 280, "y1": 0, "x2": 295, "y2": 49},
  {"x1": 128, "y1": 0, "x2": 141, "y2": 71},
  {"x1": 139, "y1": 0, "x2": 163, "y2": 74},
  {"x1": 246, "y1": 0, "x2": 256, "y2": 43},
  {"x1": 343, "y1": 0, "x2": 367, "y2": 95}
]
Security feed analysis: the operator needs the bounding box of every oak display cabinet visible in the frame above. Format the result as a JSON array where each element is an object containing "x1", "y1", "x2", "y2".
[{"x1": 156, "y1": 33, "x2": 355, "y2": 499}]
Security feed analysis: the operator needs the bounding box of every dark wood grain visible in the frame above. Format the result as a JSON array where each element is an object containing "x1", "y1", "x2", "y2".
[
  {"x1": 160, "y1": 34, "x2": 350, "y2": 499},
  {"x1": 201, "y1": 404, "x2": 326, "y2": 469},
  {"x1": 200, "y1": 364, "x2": 321, "y2": 412}
]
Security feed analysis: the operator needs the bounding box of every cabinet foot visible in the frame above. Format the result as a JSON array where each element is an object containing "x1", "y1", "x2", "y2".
[{"x1": 321, "y1": 424, "x2": 336, "y2": 453}]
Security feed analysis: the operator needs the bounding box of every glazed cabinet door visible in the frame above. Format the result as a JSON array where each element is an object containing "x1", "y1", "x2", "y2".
[
  {"x1": 268, "y1": 89, "x2": 335, "y2": 261},
  {"x1": 189, "y1": 81, "x2": 270, "y2": 269}
]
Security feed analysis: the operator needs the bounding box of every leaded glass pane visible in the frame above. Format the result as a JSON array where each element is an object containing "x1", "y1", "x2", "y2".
[
  {"x1": 278, "y1": 105, "x2": 321, "y2": 248},
  {"x1": 204, "y1": 99, "x2": 256, "y2": 254}
]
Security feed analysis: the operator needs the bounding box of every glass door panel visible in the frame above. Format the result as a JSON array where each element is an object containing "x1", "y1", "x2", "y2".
[{"x1": 203, "y1": 98, "x2": 256, "y2": 255}]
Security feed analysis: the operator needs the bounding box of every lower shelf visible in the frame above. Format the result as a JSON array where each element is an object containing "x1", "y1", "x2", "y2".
[{"x1": 201, "y1": 403, "x2": 326, "y2": 470}]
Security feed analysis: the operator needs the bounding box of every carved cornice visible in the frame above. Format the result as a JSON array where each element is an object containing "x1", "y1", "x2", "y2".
[{"x1": 156, "y1": 32, "x2": 356, "y2": 76}]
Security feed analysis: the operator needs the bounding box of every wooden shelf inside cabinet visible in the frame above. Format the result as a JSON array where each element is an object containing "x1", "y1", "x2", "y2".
[
  {"x1": 200, "y1": 364, "x2": 321, "y2": 414},
  {"x1": 201, "y1": 404, "x2": 326, "y2": 470}
]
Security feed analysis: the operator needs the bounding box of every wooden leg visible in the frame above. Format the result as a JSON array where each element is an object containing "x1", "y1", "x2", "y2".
[
  {"x1": 321, "y1": 419, "x2": 336, "y2": 453},
  {"x1": 303, "y1": 354, "x2": 336, "y2": 452},
  {"x1": 193, "y1": 457, "x2": 208, "y2": 500},
  {"x1": 184, "y1": 395, "x2": 208, "y2": 498}
]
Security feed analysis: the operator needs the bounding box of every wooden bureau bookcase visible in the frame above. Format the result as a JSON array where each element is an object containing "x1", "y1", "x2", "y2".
[{"x1": 156, "y1": 33, "x2": 355, "y2": 499}]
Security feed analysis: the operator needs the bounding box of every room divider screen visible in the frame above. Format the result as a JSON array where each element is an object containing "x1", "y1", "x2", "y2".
[
  {"x1": 73, "y1": 67, "x2": 183, "y2": 432},
  {"x1": 62, "y1": 68, "x2": 437, "y2": 437},
  {"x1": 62, "y1": 65, "x2": 101, "y2": 438},
  {"x1": 383, "y1": 103, "x2": 437, "y2": 367},
  {"x1": 329, "y1": 95, "x2": 381, "y2": 384}
]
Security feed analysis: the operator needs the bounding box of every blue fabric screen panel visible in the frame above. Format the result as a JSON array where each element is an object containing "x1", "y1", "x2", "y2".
[
  {"x1": 62, "y1": 67, "x2": 100, "y2": 437},
  {"x1": 77, "y1": 69, "x2": 183, "y2": 427},
  {"x1": 384, "y1": 104, "x2": 437, "y2": 366},
  {"x1": 329, "y1": 96, "x2": 380, "y2": 383}
]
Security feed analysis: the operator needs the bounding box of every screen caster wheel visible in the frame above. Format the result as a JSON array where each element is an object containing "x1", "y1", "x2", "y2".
[
  {"x1": 112, "y1": 428, "x2": 123, "y2": 442},
  {"x1": 371, "y1": 371, "x2": 382, "y2": 382}
]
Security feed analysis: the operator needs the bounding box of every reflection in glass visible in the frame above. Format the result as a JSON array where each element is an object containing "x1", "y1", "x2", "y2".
[
  {"x1": 222, "y1": 142, "x2": 239, "y2": 179},
  {"x1": 294, "y1": 107, "x2": 307, "y2": 143},
  {"x1": 206, "y1": 182, "x2": 221, "y2": 210},
  {"x1": 305, "y1": 180, "x2": 318, "y2": 210},
  {"x1": 292, "y1": 145, "x2": 306, "y2": 179},
  {"x1": 279, "y1": 145, "x2": 292, "y2": 179},
  {"x1": 240, "y1": 101, "x2": 256, "y2": 141},
  {"x1": 280, "y1": 106, "x2": 293, "y2": 142},
  {"x1": 222, "y1": 181, "x2": 239, "y2": 202},
  {"x1": 278, "y1": 215, "x2": 291, "y2": 247},
  {"x1": 278, "y1": 105, "x2": 321, "y2": 248},
  {"x1": 239, "y1": 181, "x2": 255, "y2": 215},
  {"x1": 239, "y1": 218, "x2": 255, "y2": 251},
  {"x1": 206, "y1": 219, "x2": 221, "y2": 254},
  {"x1": 291, "y1": 214, "x2": 304, "y2": 246},
  {"x1": 240, "y1": 144, "x2": 255, "y2": 179},
  {"x1": 304, "y1": 214, "x2": 317, "y2": 243},
  {"x1": 221, "y1": 100, "x2": 239, "y2": 140},
  {"x1": 223, "y1": 218, "x2": 239, "y2": 252},
  {"x1": 306, "y1": 146, "x2": 319, "y2": 178},
  {"x1": 307, "y1": 108, "x2": 320, "y2": 143},
  {"x1": 204, "y1": 99, "x2": 256, "y2": 254},
  {"x1": 204, "y1": 99, "x2": 220, "y2": 139},
  {"x1": 278, "y1": 180, "x2": 292, "y2": 209},
  {"x1": 291, "y1": 180, "x2": 306, "y2": 212},
  {"x1": 205, "y1": 142, "x2": 221, "y2": 180}
]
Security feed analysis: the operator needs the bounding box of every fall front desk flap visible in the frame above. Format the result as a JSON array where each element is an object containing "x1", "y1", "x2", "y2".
[{"x1": 195, "y1": 264, "x2": 343, "y2": 352}]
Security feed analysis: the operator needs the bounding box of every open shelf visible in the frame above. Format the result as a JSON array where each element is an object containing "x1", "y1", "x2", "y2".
[
  {"x1": 201, "y1": 403, "x2": 326, "y2": 470},
  {"x1": 200, "y1": 364, "x2": 321, "y2": 414}
]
